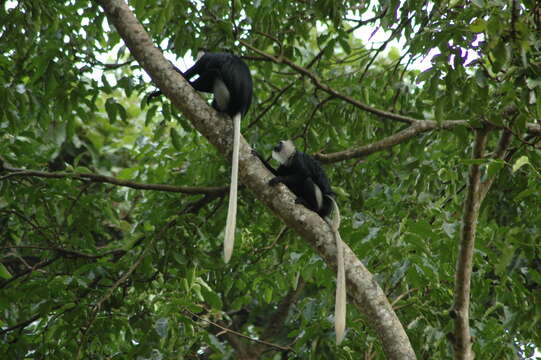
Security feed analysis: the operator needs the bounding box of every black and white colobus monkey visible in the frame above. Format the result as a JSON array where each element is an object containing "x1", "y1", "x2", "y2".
[
  {"x1": 150, "y1": 53, "x2": 253, "y2": 263},
  {"x1": 254, "y1": 140, "x2": 346, "y2": 344}
]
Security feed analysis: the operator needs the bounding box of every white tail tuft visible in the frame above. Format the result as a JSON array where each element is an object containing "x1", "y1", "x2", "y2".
[
  {"x1": 335, "y1": 229, "x2": 346, "y2": 344},
  {"x1": 328, "y1": 196, "x2": 346, "y2": 344},
  {"x1": 224, "y1": 113, "x2": 241, "y2": 263}
]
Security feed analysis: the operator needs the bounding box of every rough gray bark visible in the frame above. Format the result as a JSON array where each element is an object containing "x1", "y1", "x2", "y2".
[{"x1": 452, "y1": 129, "x2": 488, "y2": 360}]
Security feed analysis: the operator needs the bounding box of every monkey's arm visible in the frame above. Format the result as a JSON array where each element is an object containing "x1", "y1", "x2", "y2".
[
  {"x1": 268, "y1": 173, "x2": 305, "y2": 187},
  {"x1": 147, "y1": 64, "x2": 186, "y2": 102},
  {"x1": 252, "y1": 150, "x2": 278, "y2": 175}
]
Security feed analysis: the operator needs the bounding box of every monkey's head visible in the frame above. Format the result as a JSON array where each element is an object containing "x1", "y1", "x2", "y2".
[{"x1": 272, "y1": 140, "x2": 296, "y2": 165}]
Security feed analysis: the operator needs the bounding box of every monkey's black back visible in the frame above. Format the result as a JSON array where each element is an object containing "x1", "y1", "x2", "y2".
[
  {"x1": 276, "y1": 151, "x2": 334, "y2": 217},
  {"x1": 183, "y1": 53, "x2": 253, "y2": 117}
]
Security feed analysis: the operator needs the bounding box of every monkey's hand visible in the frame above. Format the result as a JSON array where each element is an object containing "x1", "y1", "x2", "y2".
[
  {"x1": 295, "y1": 197, "x2": 310, "y2": 207},
  {"x1": 251, "y1": 149, "x2": 262, "y2": 159},
  {"x1": 269, "y1": 177, "x2": 282, "y2": 186},
  {"x1": 255, "y1": 151, "x2": 278, "y2": 175}
]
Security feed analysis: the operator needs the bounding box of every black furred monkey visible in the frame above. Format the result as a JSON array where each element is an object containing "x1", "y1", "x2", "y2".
[
  {"x1": 150, "y1": 53, "x2": 253, "y2": 263},
  {"x1": 254, "y1": 140, "x2": 346, "y2": 344}
]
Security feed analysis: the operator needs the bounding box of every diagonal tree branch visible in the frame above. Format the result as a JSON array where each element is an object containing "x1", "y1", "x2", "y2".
[
  {"x1": 93, "y1": 1, "x2": 416, "y2": 358},
  {"x1": 240, "y1": 39, "x2": 461, "y2": 125},
  {"x1": 316, "y1": 120, "x2": 470, "y2": 163}
]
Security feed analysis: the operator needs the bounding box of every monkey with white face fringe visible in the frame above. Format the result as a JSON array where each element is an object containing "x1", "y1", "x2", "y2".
[
  {"x1": 150, "y1": 53, "x2": 253, "y2": 263},
  {"x1": 254, "y1": 140, "x2": 347, "y2": 344}
]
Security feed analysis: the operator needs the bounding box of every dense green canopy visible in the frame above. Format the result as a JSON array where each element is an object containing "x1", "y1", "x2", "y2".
[{"x1": 1, "y1": 1, "x2": 540, "y2": 359}]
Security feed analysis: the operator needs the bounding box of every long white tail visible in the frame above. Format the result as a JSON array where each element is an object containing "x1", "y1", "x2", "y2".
[
  {"x1": 224, "y1": 113, "x2": 241, "y2": 263},
  {"x1": 328, "y1": 196, "x2": 346, "y2": 344}
]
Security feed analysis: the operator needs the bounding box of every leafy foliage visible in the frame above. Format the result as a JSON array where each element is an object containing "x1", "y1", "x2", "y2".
[{"x1": 1, "y1": 0, "x2": 541, "y2": 359}]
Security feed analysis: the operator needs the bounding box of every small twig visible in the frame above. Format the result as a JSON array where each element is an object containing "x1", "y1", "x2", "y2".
[
  {"x1": 1, "y1": 245, "x2": 125, "y2": 260},
  {"x1": 359, "y1": 13, "x2": 415, "y2": 82},
  {"x1": 0, "y1": 310, "x2": 50, "y2": 336},
  {"x1": 300, "y1": 95, "x2": 335, "y2": 138},
  {"x1": 247, "y1": 83, "x2": 294, "y2": 130},
  {"x1": 99, "y1": 59, "x2": 133, "y2": 70},
  {"x1": 184, "y1": 309, "x2": 293, "y2": 352},
  {"x1": 0, "y1": 256, "x2": 60, "y2": 290},
  {"x1": 255, "y1": 226, "x2": 288, "y2": 253},
  {"x1": 4, "y1": 209, "x2": 54, "y2": 242},
  {"x1": 391, "y1": 288, "x2": 418, "y2": 308},
  {"x1": 253, "y1": 30, "x2": 283, "y2": 57},
  {"x1": 1, "y1": 166, "x2": 228, "y2": 195}
]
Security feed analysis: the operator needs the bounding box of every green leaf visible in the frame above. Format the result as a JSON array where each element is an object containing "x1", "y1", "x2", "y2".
[
  {"x1": 0, "y1": 263, "x2": 12, "y2": 279},
  {"x1": 263, "y1": 287, "x2": 273, "y2": 303},
  {"x1": 170, "y1": 128, "x2": 182, "y2": 150},
  {"x1": 474, "y1": 69, "x2": 487, "y2": 88},
  {"x1": 116, "y1": 102, "x2": 127, "y2": 123},
  {"x1": 155, "y1": 317, "x2": 169, "y2": 338},
  {"x1": 461, "y1": 158, "x2": 488, "y2": 166},
  {"x1": 486, "y1": 159, "x2": 505, "y2": 178},
  {"x1": 512, "y1": 156, "x2": 530, "y2": 173},
  {"x1": 514, "y1": 188, "x2": 537, "y2": 202},
  {"x1": 338, "y1": 37, "x2": 351, "y2": 54},
  {"x1": 105, "y1": 97, "x2": 118, "y2": 123},
  {"x1": 536, "y1": 91, "x2": 541, "y2": 119},
  {"x1": 495, "y1": 244, "x2": 514, "y2": 275},
  {"x1": 101, "y1": 74, "x2": 112, "y2": 94},
  {"x1": 201, "y1": 286, "x2": 223, "y2": 310},
  {"x1": 146, "y1": 105, "x2": 158, "y2": 126},
  {"x1": 469, "y1": 18, "x2": 486, "y2": 32},
  {"x1": 472, "y1": 0, "x2": 485, "y2": 8},
  {"x1": 408, "y1": 220, "x2": 434, "y2": 239},
  {"x1": 528, "y1": 269, "x2": 541, "y2": 287}
]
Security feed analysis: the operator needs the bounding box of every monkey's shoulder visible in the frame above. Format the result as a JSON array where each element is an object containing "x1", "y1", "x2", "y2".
[
  {"x1": 296, "y1": 151, "x2": 333, "y2": 195},
  {"x1": 294, "y1": 151, "x2": 322, "y2": 173},
  {"x1": 198, "y1": 53, "x2": 248, "y2": 72}
]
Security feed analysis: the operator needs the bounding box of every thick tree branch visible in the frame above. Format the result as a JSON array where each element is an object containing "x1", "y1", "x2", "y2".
[
  {"x1": 93, "y1": 1, "x2": 416, "y2": 358},
  {"x1": 0, "y1": 166, "x2": 227, "y2": 195},
  {"x1": 316, "y1": 120, "x2": 470, "y2": 163},
  {"x1": 316, "y1": 119, "x2": 537, "y2": 165},
  {"x1": 452, "y1": 127, "x2": 490, "y2": 360}
]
